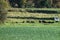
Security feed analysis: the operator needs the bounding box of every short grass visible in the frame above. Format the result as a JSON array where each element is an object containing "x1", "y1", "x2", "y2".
[
  {"x1": 8, "y1": 8, "x2": 60, "y2": 11},
  {"x1": 0, "y1": 23, "x2": 60, "y2": 40},
  {"x1": 7, "y1": 12, "x2": 60, "y2": 18}
]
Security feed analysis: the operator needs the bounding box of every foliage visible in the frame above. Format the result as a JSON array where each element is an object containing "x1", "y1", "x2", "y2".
[
  {"x1": 0, "y1": 0, "x2": 7, "y2": 23},
  {"x1": 9, "y1": 0, "x2": 55, "y2": 8}
]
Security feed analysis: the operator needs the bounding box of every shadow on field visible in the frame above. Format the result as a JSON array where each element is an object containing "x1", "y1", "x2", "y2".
[
  {"x1": 26, "y1": 10, "x2": 58, "y2": 13},
  {"x1": 7, "y1": 17, "x2": 54, "y2": 20}
]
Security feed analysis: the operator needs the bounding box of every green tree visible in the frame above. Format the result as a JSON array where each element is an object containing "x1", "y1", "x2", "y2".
[
  {"x1": 0, "y1": 0, "x2": 7, "y2": 23},
  {"x1": 26, "y1": 0, "x2": 34, "y2": 8},
  {"x1": 34, "y1": 0, "x2": 52, "y2": 8}
]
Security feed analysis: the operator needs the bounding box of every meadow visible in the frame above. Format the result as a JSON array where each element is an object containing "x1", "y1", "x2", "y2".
[
  {"x1": 0, "y1": 23, "x2": 60, "y2": 40},
  {"x1": 0, "y1": 0, "x2": 60, "y2": 40},
  {"x1": 0, "y1": 8, "x2": 60, "y2": 40}
]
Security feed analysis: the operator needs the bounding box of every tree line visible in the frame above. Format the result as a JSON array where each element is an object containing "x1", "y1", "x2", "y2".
[{"x1": 9, "y1": 0, "x2": 60, "y2": 8}]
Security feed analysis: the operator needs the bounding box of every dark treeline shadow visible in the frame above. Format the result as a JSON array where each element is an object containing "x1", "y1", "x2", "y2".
[{"x1": 8, "y1": 17, "x2": 54, "y2": 20}]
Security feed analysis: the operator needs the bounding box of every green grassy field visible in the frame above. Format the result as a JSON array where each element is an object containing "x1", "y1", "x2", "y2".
[
  {"x1": 0, "y1": 23, "x2": 60, "y2": 40},
  {"x1": 0, "y1": 8, "x2": 60, "y2": 40}
]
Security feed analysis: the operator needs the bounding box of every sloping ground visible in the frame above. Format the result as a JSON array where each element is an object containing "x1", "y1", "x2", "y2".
[
  {"x1": 7, "y1": 8, "x2": 60, "y2": 18},
  {"x1": 6, "y1": 8, "x2": 60, "y2": 23},
  {"x1": 6, "y1": 12, "x2": 57, "y2": 23},
  {"x1": 7, "y1": 12, "x2": 60, "y2": 18}
]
